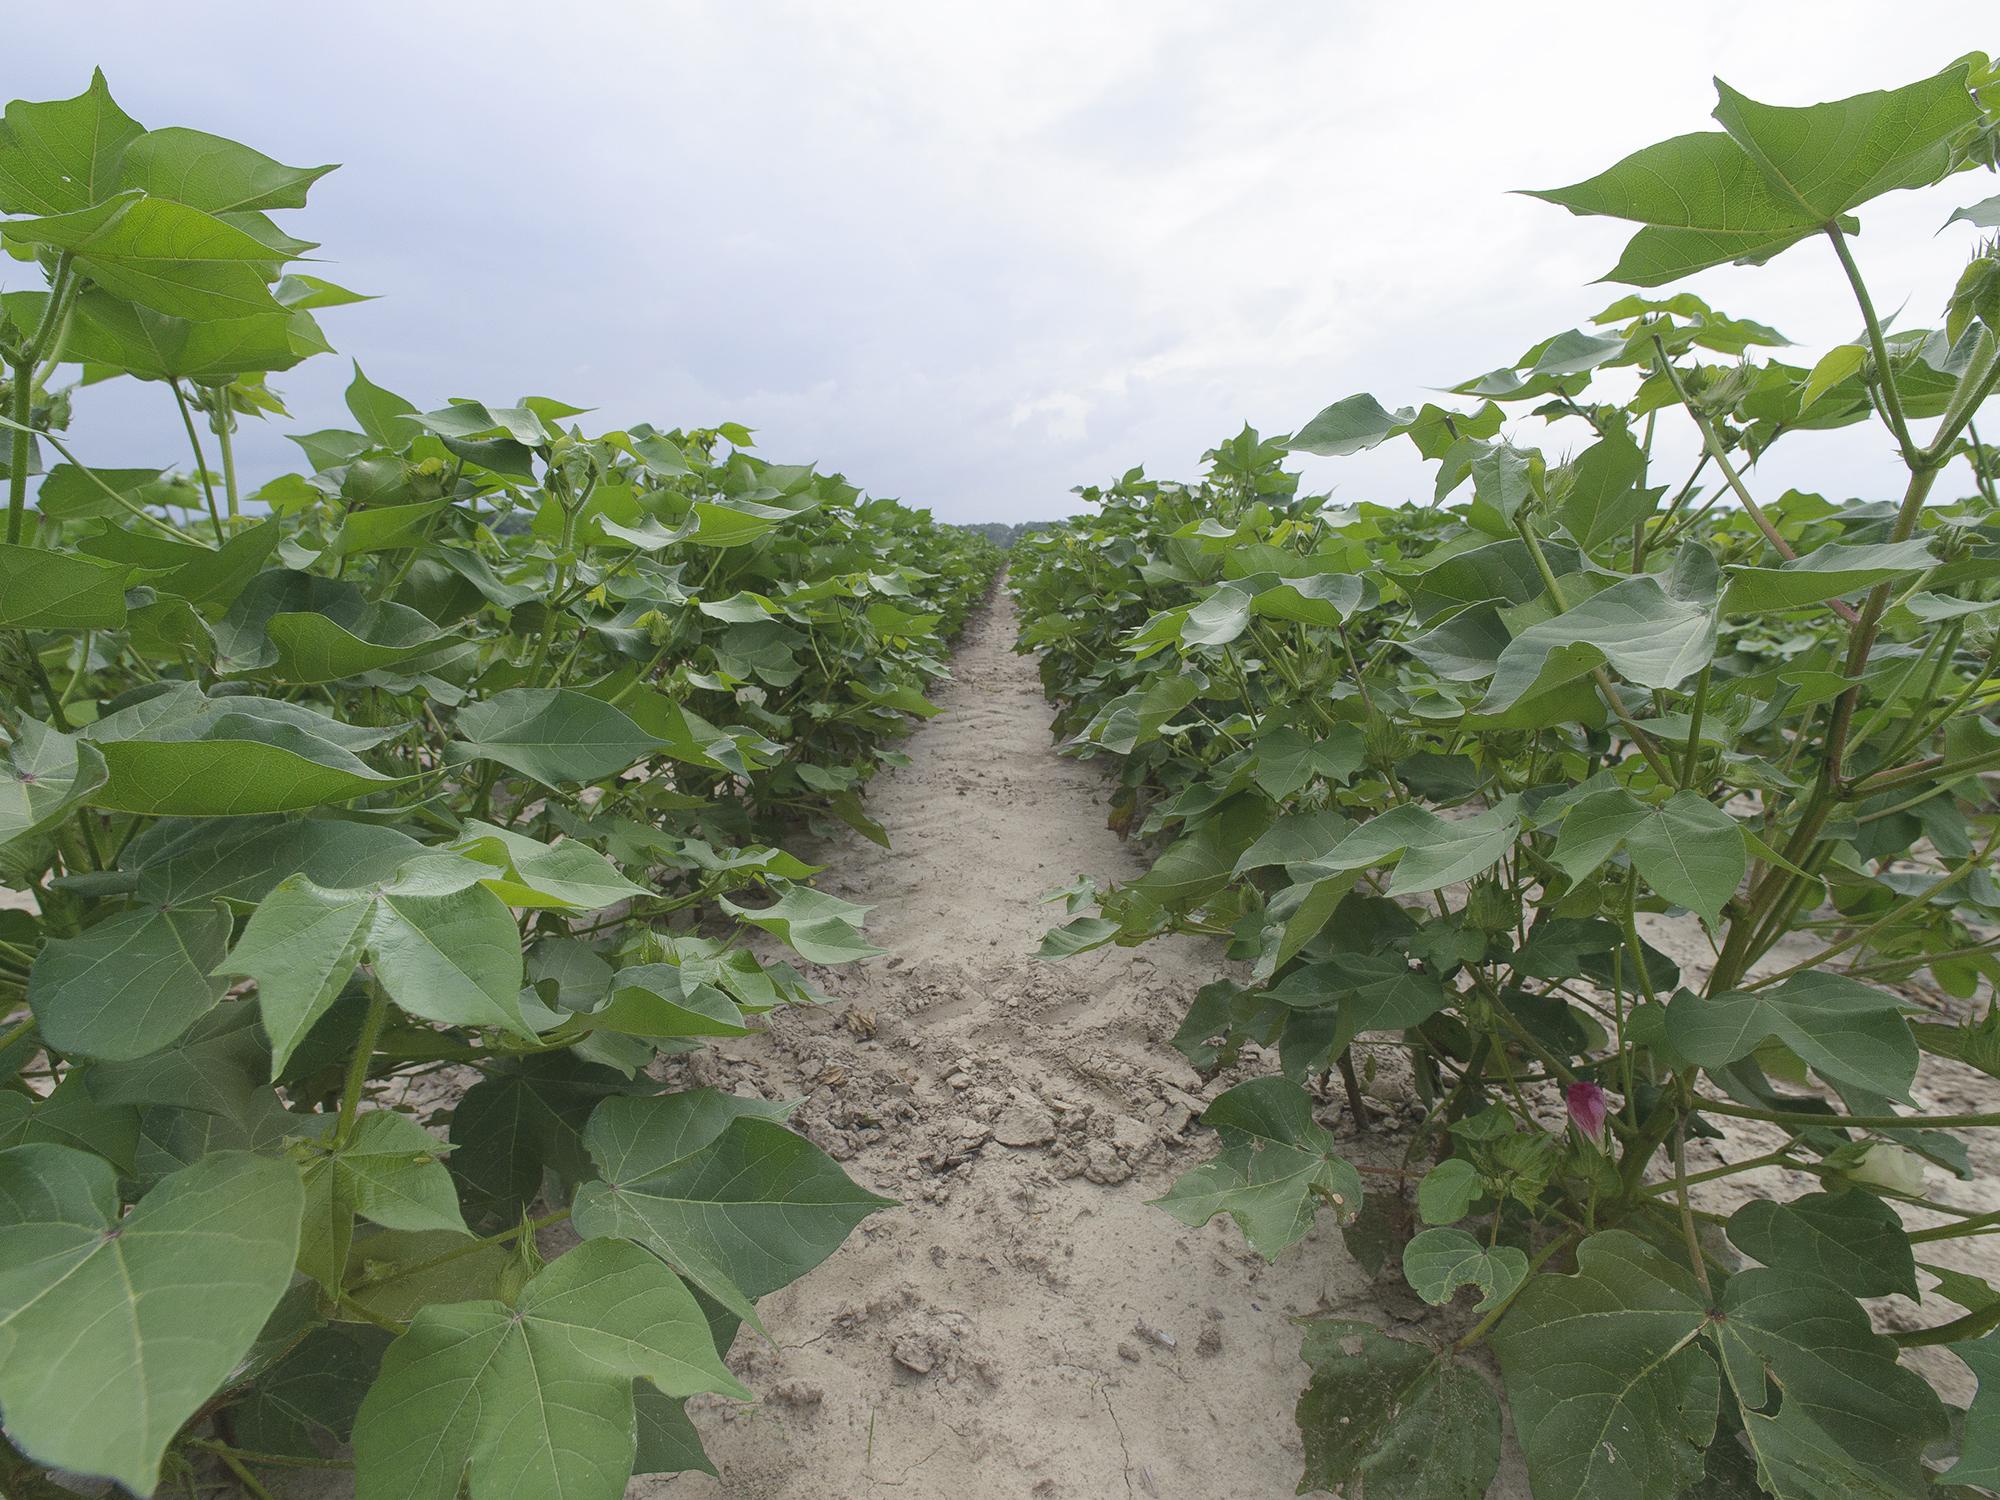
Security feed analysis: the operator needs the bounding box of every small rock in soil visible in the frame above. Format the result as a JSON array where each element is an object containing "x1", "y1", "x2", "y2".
[{"x1": 993, "y1": 1104, "x2": 1057, "y2": 1147}]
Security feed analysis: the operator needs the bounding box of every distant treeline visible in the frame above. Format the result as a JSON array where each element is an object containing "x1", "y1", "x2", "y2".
[{"x1": 958, "y1": 520, "x2": 1054, "y2": 549}]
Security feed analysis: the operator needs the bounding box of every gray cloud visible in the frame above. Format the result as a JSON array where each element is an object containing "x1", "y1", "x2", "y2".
[{"x1": 10, "y1": 2, "x2": 1996, "y2": 522}]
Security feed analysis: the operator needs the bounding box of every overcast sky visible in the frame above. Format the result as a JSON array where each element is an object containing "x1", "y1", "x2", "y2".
[{"x1": 12, "y1": 3, "x2": 1999, "y2": 523}]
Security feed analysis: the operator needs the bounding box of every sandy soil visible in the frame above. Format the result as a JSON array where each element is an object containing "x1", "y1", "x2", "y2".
[{"x1": 646, "y1": 586, "x2": 1423, "y2": 1499}]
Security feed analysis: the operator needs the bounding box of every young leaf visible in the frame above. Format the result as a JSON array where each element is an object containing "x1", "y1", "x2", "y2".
[
  {"x1": 1417, "y1": 1157, "x2": 1482, "y2": 1226},
  {"x1": 1403, "y1": 1227, "x2": 1529, "y2": 1312},
  {"x1": 1151, "y1": 1076, "x2": 1363, "y2": 1259},
  {"x1": 719, "y1": 881, "x2": 886, "y2": 964}
]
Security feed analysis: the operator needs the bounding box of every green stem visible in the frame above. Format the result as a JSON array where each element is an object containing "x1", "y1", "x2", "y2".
[
  {"x1": 1454, "y1": 1231, "x2": 1578, "y2": 1350},
  {"x1": 1896, "y1": 1297, "x2": 2000, "y2": 1348},
  {"x1": 170, "y1": 380, "x2": 226, "y2": 544},
  {"x1": 347, "y1": 1206, "x2": 571, "y2": 1293},
  {"x1": 187, "y1": 1439, "x2": 353, "y2": 1473},
  {"x1": 1672, "y1": 1115, "x2": 1713, "y2": 1300},
  {"x1": 1826, "y1": 225, "x2": 1918, "y2": 466},
  {"x1": 5, "y1": 356, "x2": 31, "y2": 545},
  {"x1": 1909, "y1": 1209, "x2": 2000, "y2": 1245},
  {"x1": 1693, "y1": 1096, "x2": 2000, "y2": 1131},
  {"x1": 333, "y1": 982, "x2": 391, "y2": 1148},
  {"x1": 1513, "y1": 507, "x2": 1677, "y2": 786},
  {"x1": 1743, "y1": 827, "x2": 2000, "y2": 988},
  {"x1": 214, "y1": 404, "x2": 241, "y2": 521}
]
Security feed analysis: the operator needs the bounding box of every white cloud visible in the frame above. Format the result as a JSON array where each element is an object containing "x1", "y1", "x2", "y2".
[{"x1": 9, "y1": 1, "x2": 1996, "y2": 520}]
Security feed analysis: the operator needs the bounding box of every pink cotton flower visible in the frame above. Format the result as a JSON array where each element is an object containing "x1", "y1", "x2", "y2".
[{"x1": 1566, "y1": 1082, "x2": 1608, "y2": 1148}]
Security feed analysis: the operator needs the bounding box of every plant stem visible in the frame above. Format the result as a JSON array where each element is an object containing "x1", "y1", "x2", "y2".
[
  {"x1": 188, "y1": 1439, "x2": 353, "y2": 1473},
  {"x1": 346, "y1": 1206, "x2": 571, "y2": 1293},
  {"x1": 1672, "y1": 1115, "x2": 1713, "y2": 1301},
  {"x1": 334, "y1": 981, "x2": 390, "y2": 1148},
  {"x1": 1743, "y1": 826, "x2": 2000, "y2": 987},
  {"x1": 1896, "y1": 1297, "x2": 2000, "y2": 1348},
  {"x1": 1693, "y1": 1096, "x2": 2000, "y2": 1131},
  {"x1": 1513, "y1": 507, "x2": 1678, "y2": 786},
  {"x1": 1826, "y1": 225, "x2": 1918, "y2": 466},
  {"x1": 170, "y1": 380, "x2": 226, "y2": 544},
  {"x1": 215, "y1": 404, "x2": 241, "y2": 521},
  {"x1": 6, "y1": 357, "x2": 31, "y2": 545}
]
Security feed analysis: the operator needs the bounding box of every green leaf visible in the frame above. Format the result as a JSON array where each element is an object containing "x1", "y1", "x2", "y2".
[
  {"x1": 1418, "y1": 1157, "x2": 1482, "y2": 1225},
  {"x1": 591, "y1": 964, "x2": 752, "y2": 1039},
  {"x1": 6, "y1": 191, "x2": 292, "y2": 321},
  {"x1": 0, "y1": 1145, "x2": 304, "y2": 1496},
  {"x1": 0, "y1": 541, "x2": 128, "y2": 629},
  {"x1": 1403, "y1": 1227, "x2": 1528, "y2": 1312},
  {"x1": 221, "y1": 867, "x2": 536, "y2": 1071},
  {"x1": 1949, "y1": 192, "x2": 2000, "y2": 229},
  {"x1": 59, "y1": 287, "x2": 323, "y2": 382},
  {"x1": 295, "y1": 1108, "x2": 464, "y2": 1284},
  {"x1": 344, "y1": 363, "x2": 416, "y2": 448},
  {"x1": 447, "y1": 1056, "x2": 615, "y2": 1226},
  {"x1": 1715, "y1": 1270, "x2": 1946, "y2": 1495},
  {"x1": 1294, "y1": 797, "x2": 1521, "y2": 898},
  {"x1": 1551, "y1": 789, "x2": 1746, "y2": 927},
  {"x1": 1477, "y1": 576, "x2": 1716, "y2": 713},
  {"x1": 1948, "y1": 1331, "x2": 2000, "y2": 1489},
  {"x1": 1725, "y1": 1190, "x2": 1917, "y2": 1299},
  {"x1": 1719, "y1": 538, "x2": 1937, "y2": 613},
  {"x1": 363, "y1": 881, "x2": 536, "y2": 1035},
  {"x1": 1151, "y1": 1076, "x2": 1362, "y2": 1259},
  {"x1": 0, "y1": 718, "x2": 107, "y2": 847},
  {"x1": 1250, "y1": 724, "x2": 1366, "y2": 800},
  {"x1": 27, "y1": 900, "x2": 232, "y2": 1060},
  {"x1": 1290, "y1": 393, "x2": 1416, "y2": 456},
  {"x1": 632, "y1": 1386, "x2": 715, "y2": 1477},
  {"x1": 1491, "y1": 1230, "x2": 1717, "y2": 1500},
  {"x1": 117, "y1": 126, "x2": 334, "y2": 214},
  {"x1": 350, "y1": 1238, "x2": 749, "y2": 1500},
  {"x1": 1667, "y1": 972, "x2": 1918, "y2": 1102},
  {"x1": 1799, "y1": 344, "x2": 1867, "y2": 411},
  {"x1": 229, "y1": 1321, "x2": 386, "y2": 1460},
  {"x1": 1295, "y1": 1317, "x2": 1501, "y2": 1500},
  {"x1": 719, "y1": 881, "x2": 886, "y2": 964},
  {"x1": 0, "y1": 70, "x2": 144, "y2": 216},
  {"x1": 84, "y1": 683, "x2": 411, "y2": 815},
  {"x1": 448, "y1": 820, "x2": 647, "y2": 911},
  {"x1": 453, "y1": 688, "x2": 658, "y2": 787},
  {"x1": 572, "y1": 1090, "x2": 891, "y2": 1316},
  {"x1": 1526, "y1": 64, "x2": 1979, "y2": 284},
  {"x1": 1555, "y1": 431, "x2": 1656, "y2": 553}
]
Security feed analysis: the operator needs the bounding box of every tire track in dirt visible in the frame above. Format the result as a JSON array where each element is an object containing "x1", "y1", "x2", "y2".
[{"x1": 648, "y1": 585, "x2": 1394, "y2": 1499}]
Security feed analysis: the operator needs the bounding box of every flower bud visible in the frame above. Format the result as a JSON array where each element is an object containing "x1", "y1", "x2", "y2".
[
  {"x1": 1842, "y1": 1142, "x2": 1928, "y2": 1197},
  {"x1": 1565, "y1": 1081, "x2": 1609, "y2": 1149}
]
